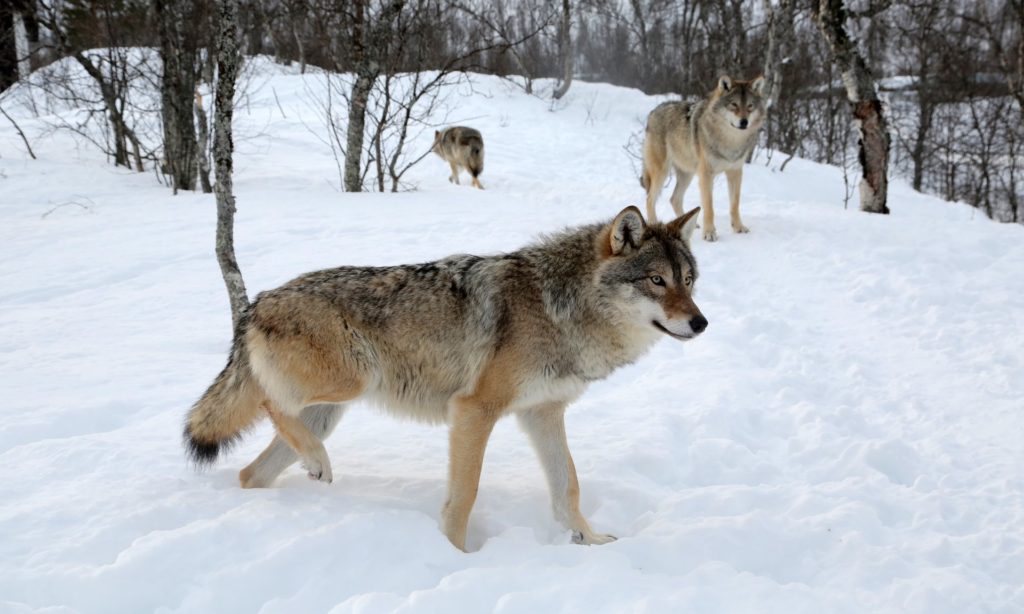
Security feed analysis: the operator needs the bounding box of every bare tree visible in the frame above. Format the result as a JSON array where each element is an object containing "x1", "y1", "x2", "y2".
[
  {"x1": 552, "y1": 0, "x2": 573, "y2": 99},
  {"x1": 213, "y1": 0, "x2": 249, "y2": 327},
  {"x1": 762, "y1": 0, "x2": 795, "y2": 110},
  {"x1": 343, "y1": 0, "x2": 406, "y2": 192},
  {"x1": 155, "y1": 0, "x2": 202, "y2": 192},
  {"x1": 814, "y1": 0, "x2": 891, "y2": 214}
]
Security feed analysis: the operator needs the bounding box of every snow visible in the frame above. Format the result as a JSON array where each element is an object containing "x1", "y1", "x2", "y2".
[{"x1": 2, "y1": 62, "x2": 1023, "y2": 613}]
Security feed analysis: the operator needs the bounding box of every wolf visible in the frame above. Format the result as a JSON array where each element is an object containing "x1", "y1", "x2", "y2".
[
  {"x1": 432, "y1": 126, "x2": 485, "y2": 189},
  {"x1": 641, "y1": 75, "x2": 766, "y2": 241},
  {"x1": 184, "y1": 206, "x2": 706, "y2": 551}
]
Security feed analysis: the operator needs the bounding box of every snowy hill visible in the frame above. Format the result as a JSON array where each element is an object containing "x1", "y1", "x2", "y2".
[{"x1": 1, "y1": 63, "x2": 1023, "y2": 613}]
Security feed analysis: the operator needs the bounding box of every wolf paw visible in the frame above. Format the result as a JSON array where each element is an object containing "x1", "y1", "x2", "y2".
[
  {"x1": 302, "y1": 458, "x2": 333, "y2": 484},
  {"x1": 571, "y1": 530, "x2": 618, "y2": 546},
  {"x1": 703, "y1": 228, "x2": 719, "y2": 242},
  {"x1": 732, "y1": 223, "x2": 750, "y2": 234}
]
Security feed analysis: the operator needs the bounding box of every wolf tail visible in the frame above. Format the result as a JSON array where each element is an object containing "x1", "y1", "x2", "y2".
[
  {"x1": 468, "y1": 140, "x2": 484, "y2": 178},
  {"x1": 183, "y1": 312, "x2": 265, "y2": 467}
]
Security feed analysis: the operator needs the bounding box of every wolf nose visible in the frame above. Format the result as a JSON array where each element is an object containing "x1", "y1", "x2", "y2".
[
  {"x1": 738, "y1": 118, "x2": 749, "y2": 129},
  {"x1": 690, "y1": 315, "x2": 708, "y2": 334}
]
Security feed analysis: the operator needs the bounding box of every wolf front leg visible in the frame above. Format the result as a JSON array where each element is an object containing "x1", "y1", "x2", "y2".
[
  {"x1": 725, "y1": 167, "x2": 749, "y2": 234},
  {"x1": 517, "y1": 403, "x2": 616, "y2": 546},
  {"x1": 698, "y1": 161, "x2": 718, "y2": 241},
  {"x1": 442, "y1": 400, "x2": 499, "y2": 551}
]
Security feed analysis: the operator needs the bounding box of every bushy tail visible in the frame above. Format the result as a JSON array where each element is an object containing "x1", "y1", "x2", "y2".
[{"x1": 183, "y1": 322, "x2": 265, "y2": 467}]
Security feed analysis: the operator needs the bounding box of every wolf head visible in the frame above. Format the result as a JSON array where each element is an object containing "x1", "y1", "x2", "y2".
[
  {"x1": 710, "y1": 75, "x2": 766, "y2": 132},
  {"x1": 597, "y1": 206, "x2": 707, "y2": 341}
]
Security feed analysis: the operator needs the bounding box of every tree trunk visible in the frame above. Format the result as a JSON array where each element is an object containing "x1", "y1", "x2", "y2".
[
  {"x1": 344, "y1": 0, "x2": 369, "y2": 192},
  {"x1": 342, "y1": 0, "x2": 404, "y2": 193},
  {"x1": 214, "y1": 0, "x2": 249, "y2": 328},
  {"x1": 552, "y1": 0, "x2": 573, "y2": 100},
  {"x1": 814, "y1": 0, "x2": 890, "y2": 214},
  {"x1": 156, "y1": 0, "x2": 199, "y2": 193},
  {"x1": 762, "y1": 0, "x2": 794, "y2": 110},
  {"x1": 910, "y1": 92, "x2": 933, "y2": 192},
  {"x1": 0, "y1": 3, "x2": 14, "y2": 92},
  {"x1": 14, "y1": 10, "x2": 29, "y2": 79},
  {"x1": 194, "y1": 90, "x2": 213, "y2": 193}
]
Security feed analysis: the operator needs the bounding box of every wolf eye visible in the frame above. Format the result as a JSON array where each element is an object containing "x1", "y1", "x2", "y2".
[
  {"x1": 649, "y1": 275, "x2": 665, "y2": 286},
  {"x1": 747, "y1": 104, "x2": 754, "y2": 111},
  {"x1": 684, "y1": 275, "x2": 694, "y2": 287}
]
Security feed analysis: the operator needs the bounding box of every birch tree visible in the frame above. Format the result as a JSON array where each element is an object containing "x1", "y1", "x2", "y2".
[
  {"x1": 552, "y1": 0, "x2": 573, "y2": 99},
  {"x1": 814, "y1": 0, "x2": 891, "y2": 214},
  {"x1": 155, "y1": 0, "x2": 201, "y2": 193}
]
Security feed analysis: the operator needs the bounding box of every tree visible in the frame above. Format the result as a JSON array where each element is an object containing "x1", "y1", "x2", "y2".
[
  {"x1": 155, "y1": 0, "x2": 203, "y2": 193},
  {"x1": 552, "y1": 0, "x2": 573, "y2": 99},
  {"x1": 343, "y1": 0, "x2": 406, "y2": 192},
  {"x1": 213, "y1": 0, "x2": 249, "y2": 327},
  {"x1": 814, "y1": 0, "x2": 891, "y2": 214}
]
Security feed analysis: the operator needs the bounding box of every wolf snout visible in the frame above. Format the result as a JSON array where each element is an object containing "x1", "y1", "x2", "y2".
[
  {"x1": 689, "y1": 314, "x2": 708, "y2": 334},
  {"x1": 737, "y1": 118, "x2": 749, "y2": 130}
]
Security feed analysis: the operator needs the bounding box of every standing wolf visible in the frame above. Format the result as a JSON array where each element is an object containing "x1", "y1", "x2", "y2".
[
  {"x1": 184, "y1": 206, "x2": 706, "y2": 551},
  {"x1": 642, "y1": 75, "x2": 766, "y2": 240},
  {"x1": 432, "y1": 126, "x2": 485, "y2": 189}
]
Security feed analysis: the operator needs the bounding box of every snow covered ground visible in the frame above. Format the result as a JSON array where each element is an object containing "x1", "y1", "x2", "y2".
[{"x1": 2, "y1": 62, "x2": 1023, "y2": 613}]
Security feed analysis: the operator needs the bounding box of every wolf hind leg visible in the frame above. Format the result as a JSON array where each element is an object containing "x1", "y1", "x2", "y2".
[
  {"x1": 261, "y1": 400, "x2": 335, "y2": 483},
  {"x1": 240, "y1": 403, "x2": 346, "y2": 488},
  {"x1": 517, "y1": 403, "x2": 616, "y2": 546},
  {"x1": 669, "y1": 169, "x2": 694, "y2": 218},
  {"x1": 448, "y1": 160, "x2": 460, "y2": 185}
]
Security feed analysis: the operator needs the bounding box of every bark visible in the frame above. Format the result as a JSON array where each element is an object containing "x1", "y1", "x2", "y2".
[
  {"x1": 815, "y1": 0, "x2": 890, "y2": 215},
  {"x1": 214, "y1": 0, "x2": 249, "y2": 328},
  {"x1": 156, "y1": 0, "x2": 199, "y2": 192},
  {"x1": 552, "y1": 0, "x2": 573, "y2": 100}
]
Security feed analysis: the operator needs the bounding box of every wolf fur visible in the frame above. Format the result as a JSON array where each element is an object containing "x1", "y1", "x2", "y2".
[
  {"x1": 184, "y1": 206, "x2": 706, "y2": 551},
  {"x1": 641, "y1": 75, "x2": 766, "y2": 240},
  {"x1": 433, "y1": 126, "x2": 485, "y2": 189}
]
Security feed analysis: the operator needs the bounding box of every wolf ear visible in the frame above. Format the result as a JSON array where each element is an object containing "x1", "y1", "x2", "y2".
[
  {"x1": 668, "y1": 207, "x2": 701, "y2": 243},
  {"x1": 751, "y1": 75, "x2": 766, "y2": 95},
  {"x1": 609, "y1": 206, "x2": 645, "y2": 255},
  {"x1": 718, "y1": 75, "x2": 732, "y2": 92}
]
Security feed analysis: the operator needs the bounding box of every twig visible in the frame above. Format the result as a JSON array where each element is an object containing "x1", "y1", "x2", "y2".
[
  {"x1": 0, "y1": 104, "x2": 37, "y2": 159},
  {"x1": 41, "y1": 198, "x2": 95, "y2": 218}
]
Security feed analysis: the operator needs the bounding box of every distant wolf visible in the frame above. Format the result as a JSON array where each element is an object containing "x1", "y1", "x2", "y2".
[
  {"x1": 641, "y1": 75, "x2": 766, "y2": 240},
  {"x1": 184, "y1": 206, "x2": 706, "y2": 551},
  {"x1": 433, "y1": 126, "x2": 485, "y2": 189}
]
